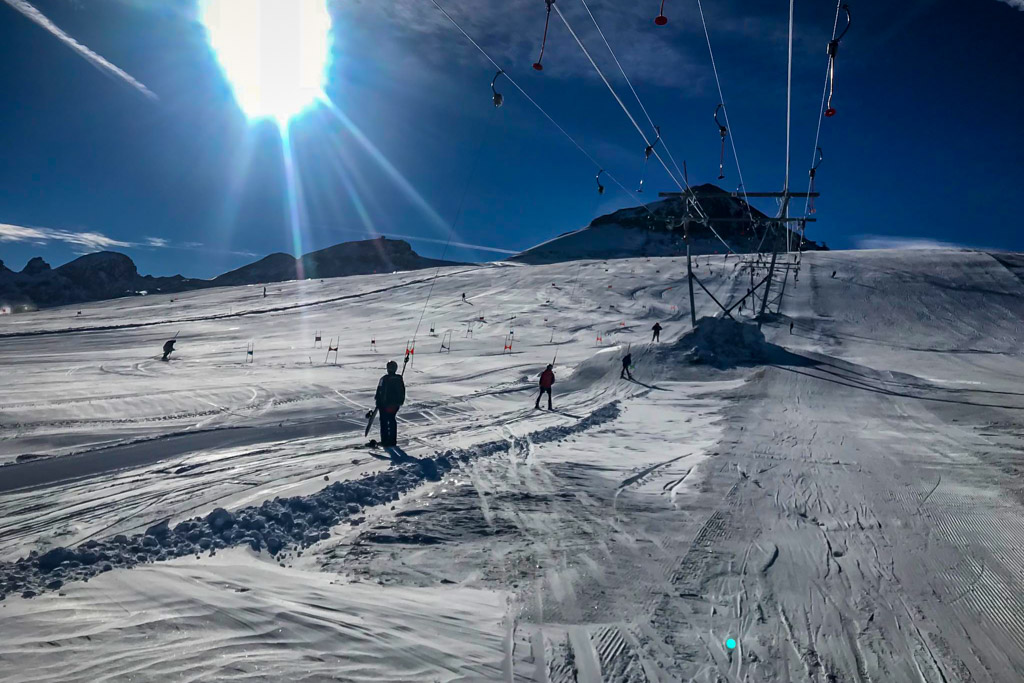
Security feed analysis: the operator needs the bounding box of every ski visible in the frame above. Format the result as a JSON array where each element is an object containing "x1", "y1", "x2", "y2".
[{"x1": 364, "y1": 407, "x2": 378, "y2": 437}]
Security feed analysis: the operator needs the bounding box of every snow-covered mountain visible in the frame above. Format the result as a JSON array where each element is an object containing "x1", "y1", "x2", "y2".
[
  {"x1": 2, "y1": 190, "x2": 826, "y2": 310},
  {"x1": 211, "y1": 237, "x2": 456, "y2": 287},
  {"x1": 512, "y1": 183, "x2": 827, "y2": 264},
  {"x1": 0, "y1": 237, "x2": 456, "y2": 310},
  {"x1": 0, "y1": 252, "x2": 204, "y2": 312}
]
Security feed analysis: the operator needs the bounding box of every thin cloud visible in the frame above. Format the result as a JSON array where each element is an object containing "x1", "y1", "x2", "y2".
[
  {"x1": 2, "y1": 0, "x2": 156, "y2": 99},
  {"x1": 0, "y1": 223, "x2": 134, "y2": 250},
  {"x1": 995, "y1": 0, "x2": 1024, "y2": 10},
  {"x1": 324, "y1": 225, "x2": 518, "y2": 255},
  {"x1": 1, "y1": 225, "x2": 256, "y2": 259},
  {"x1": 390, "y1": 233, "x2": 519, "y2": 255}
]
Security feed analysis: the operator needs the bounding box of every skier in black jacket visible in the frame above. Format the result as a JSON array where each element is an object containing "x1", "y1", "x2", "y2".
[
  {"x1": 375, "y1": 360, "x2": 406, "y2": 447},
  {"x1": 620, "y1": 353, "x2": 633, "y2": 380}
]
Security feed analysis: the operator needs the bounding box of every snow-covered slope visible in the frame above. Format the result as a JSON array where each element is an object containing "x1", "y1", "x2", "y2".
[{"x1": 1, "y1": 249, "x2": 1023, "y2": 681}]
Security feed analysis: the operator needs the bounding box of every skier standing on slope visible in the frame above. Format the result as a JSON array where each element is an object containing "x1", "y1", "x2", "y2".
[
  {"x1": 652, "y1": 322, "x2": 663, "y2": 342},
  {"x1": 161, "y1": 339, "x2": 176, "y2": 361},
  {"x1": 535, "y1": 364, "x2": 555, "y2": 410},
  {"x1": 621, "y1": 353, "x2": 633, "y2": 380},
  {"x1": 375, "y1": 360, "x2": 406, "y2": 447}
]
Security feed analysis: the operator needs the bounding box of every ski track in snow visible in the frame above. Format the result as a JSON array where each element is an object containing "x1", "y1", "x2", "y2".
[{"x1": 1, "y1": 250, "x2": 1024, "y2": 681}]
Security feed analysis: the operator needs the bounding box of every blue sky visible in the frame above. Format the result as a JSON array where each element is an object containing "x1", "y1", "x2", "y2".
[{"x1": 1, "y1": 0, "x2": 1022, "y2": 278}]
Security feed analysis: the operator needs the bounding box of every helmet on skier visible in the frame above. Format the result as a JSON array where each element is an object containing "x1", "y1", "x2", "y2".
[
  {"x1": 386, "y1": 360, "x2": 398, "y2": 374},
  {"x1": 546, "y1": 364, "x2": 553, "y2": 370}
]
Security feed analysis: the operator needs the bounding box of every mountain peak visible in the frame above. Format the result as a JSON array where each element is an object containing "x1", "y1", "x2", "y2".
[
  {"x1": 212, "y1": 236, "x2": 456, "y2": 287},
  {"x1": 21, "y1": 256, "x2": 51, "y2": 276},
  {"x1": 512, "y1": 184, "x2": 826, "y2": 264}
]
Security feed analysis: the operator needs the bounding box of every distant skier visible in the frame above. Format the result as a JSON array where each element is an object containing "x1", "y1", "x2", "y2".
[
  {"x1": 263, "y1": 287, "x2": 267, "y2": 298},
  {"x1": 374, "y1": 360, "x2": 406, "y2": 447},
  {"x1": 620, "y1": 353, "x2": 633, "y2": 380},
  {"x1": 462, "y1": 293, "x2": 466, "y2": 303},
  {"x1": 652, "y1": 322, "x2": 663, "y2": 342},
  {"x1": 535, "y1": 364, "x2": 555, "y2": 410},
  {"x1": 789, "y1": 321, "x2": 794, "y2": 334},
  {"x1": 831, "y1": 270, "x2": 836, "y2": 279},
  {"x1": 161, "y1": 339, "x2": 176, "y2": 361}
]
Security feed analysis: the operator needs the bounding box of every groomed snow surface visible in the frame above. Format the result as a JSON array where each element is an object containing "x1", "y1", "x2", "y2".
[{"x1": 1, "y1": 249, "x2": 1024, "y2": 681}]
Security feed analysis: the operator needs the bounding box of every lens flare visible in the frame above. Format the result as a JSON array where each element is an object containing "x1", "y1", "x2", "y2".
[{"x1": 202, "y1": 0, "x2": 331, "y2": 125}]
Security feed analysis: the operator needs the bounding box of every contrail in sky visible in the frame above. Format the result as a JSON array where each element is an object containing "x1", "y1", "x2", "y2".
[
  {"x1": 3, "y1": 0, "x2": 156, "y2": 99},
  {"x1": 392, "y1": 233, "x2": 520, "y2": 256},
  {"x1": 325, "y1": 225, "x2": 520, "y2": 255}
]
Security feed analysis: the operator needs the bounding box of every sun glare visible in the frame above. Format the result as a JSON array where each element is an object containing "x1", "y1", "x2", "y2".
[{"x1": 202, "y1": 0, "x2": 331, "y2": 125}]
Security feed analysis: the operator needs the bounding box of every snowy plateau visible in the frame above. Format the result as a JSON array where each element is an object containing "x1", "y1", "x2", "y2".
[{"x1": 1, "y1": 248, "x2": 1023, "y2": 682}]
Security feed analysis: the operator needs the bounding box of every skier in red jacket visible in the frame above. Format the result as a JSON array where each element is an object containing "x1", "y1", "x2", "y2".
[{"x1": 535, "y1": 364, "x2": 555, "y2": 410}]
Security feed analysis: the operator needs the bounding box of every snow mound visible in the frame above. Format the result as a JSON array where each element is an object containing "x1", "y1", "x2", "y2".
[
  {"x1": 559, "y1": 317, "x2": 809, "y2": 390},
  {"x1": 0, "y1": 402, "x2": 620, "y2": 600},
  {"x1": 670, "y1": 316, "x2": 807, "y2": 369}
]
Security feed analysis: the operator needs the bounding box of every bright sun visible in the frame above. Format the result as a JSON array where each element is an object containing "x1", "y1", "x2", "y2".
[{"x1": 201, "y1": 0, "x2": 332, "y2": 125}]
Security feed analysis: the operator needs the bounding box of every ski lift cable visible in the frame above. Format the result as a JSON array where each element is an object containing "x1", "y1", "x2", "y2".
[
  {"x1": 429, "y1": 0, "x2": 657, "y2": 217},
  {"x1": 577, "y1": 0, "x2": 687, "y2": 184},
  {"x1": 550, "y1": 3, "x2": 681, "y2": 190},
  {"x1": 784, "y1": 0, "x2": 795, "y2": 252},
  {"x1": 411, "y1": 112, "x2": 496, "y2": 346},
  {"x1": 552, "y1": 4, "x2": 743, "y2": 257},
  {"x1": 695, "y1": 0, "x2": 756, "y2": 243},
  {"x1": 784, "y1": 0, "x2": 794, "y2": 196},
  {"x1": 803, "y1": 0, "x2": 844, "y2": 218},
  {"x1": 695, "y1": 0, "x2": 752, "y2": 212}
]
